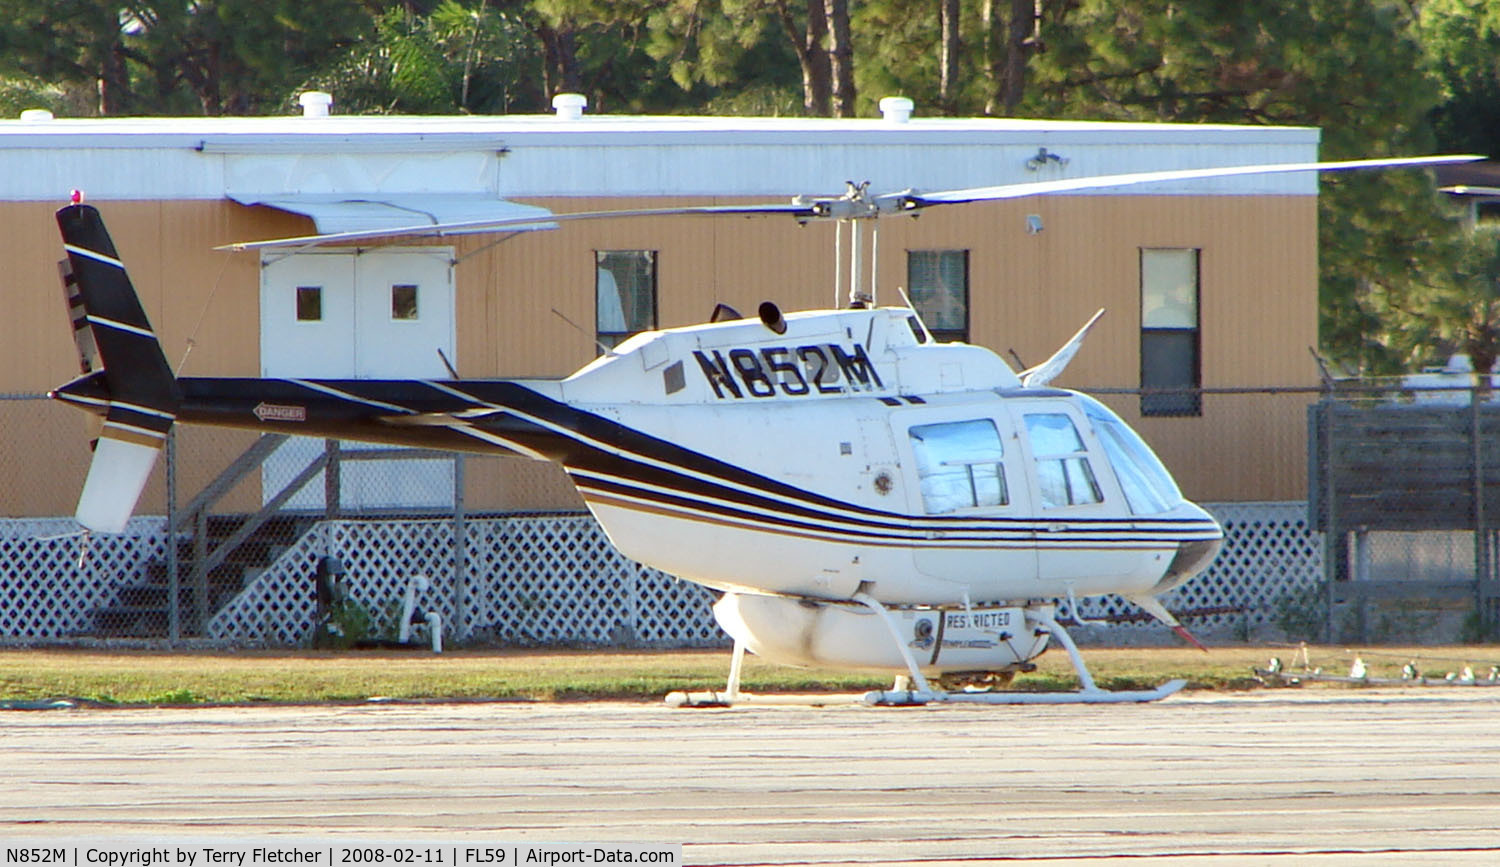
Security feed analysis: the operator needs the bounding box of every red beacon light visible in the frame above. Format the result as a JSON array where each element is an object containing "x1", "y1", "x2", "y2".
[{"x1": 70, "y1": 189, "x2": 84, "y2": 204}]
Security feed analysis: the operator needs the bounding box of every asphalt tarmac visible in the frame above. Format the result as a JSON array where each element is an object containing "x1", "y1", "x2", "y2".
[{"x1": 4, "y1": 689, "x2": 1499, "y2": 865}]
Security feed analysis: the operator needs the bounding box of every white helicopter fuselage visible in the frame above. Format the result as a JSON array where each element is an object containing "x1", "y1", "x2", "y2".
[
  {"x1": 51, "y1": 199, "x2": 1226, "y2": 687},
  {"x1": 546, "y1": 306, "x2": 1222, "y2": 609},
  {"x1": 53, "y1": 154, "x2": 1474, "y2": 696}
]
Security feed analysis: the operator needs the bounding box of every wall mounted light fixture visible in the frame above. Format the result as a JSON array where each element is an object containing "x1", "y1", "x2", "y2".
[{"x1": 1026, "y1": 147, "x2": 1068, "y2": 170}]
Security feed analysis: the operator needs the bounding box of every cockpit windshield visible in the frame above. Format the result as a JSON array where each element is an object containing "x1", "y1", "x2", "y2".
[{"x1": 1077, "y1": 394, "x2": 1184, "y2": 515}]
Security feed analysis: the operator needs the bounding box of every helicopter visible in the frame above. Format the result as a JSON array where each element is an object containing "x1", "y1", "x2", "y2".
[{"x1": 48, "y1": 154, "x2": 1475, "y2": 706}]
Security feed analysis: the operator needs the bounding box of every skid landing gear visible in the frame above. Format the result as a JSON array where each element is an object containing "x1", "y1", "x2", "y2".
[{"x1": 665, "y1": 596, "x2": 1187, "y2": 708}]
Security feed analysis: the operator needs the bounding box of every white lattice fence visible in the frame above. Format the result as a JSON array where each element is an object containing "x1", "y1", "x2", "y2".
[
  {"x1": 1069, "y1": 502, "x2": 1322, "y2": 632},
  {"x1": 205, "y1": 525, "x2": 326, "y2": 645},
  {"x1": 466, "y1": 517, "x2": 722, "y2": 645},
  {"x1": 209, "y1": 516, "x2": 722, "y2": 647},
  {"x1": 0, "y1": 517, "x2": 166, "y2": 638},
  {"x1": 3, "y1": 503, "x2": 1323, "y2": 645}
]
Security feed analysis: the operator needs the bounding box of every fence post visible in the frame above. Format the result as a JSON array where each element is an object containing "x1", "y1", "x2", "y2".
[
  {"x1": 323, "y1": 439, "x2": 341, "y2": 519},
  {"x1": 166, "y1": 428, "x2": 180, "y2": 645},
  {"x1": 193, "y1": 509, "x2": 208, "y2": 633},
  {"x1": 453, "y1": 452, "x2": 469, "y2": 641},
  {"x1": 1473, "y1": 385, "x2": 1489, "y2": 634},
  {"x1": 1322, "y1": 390, "x2": 1338, "y2": 643}
]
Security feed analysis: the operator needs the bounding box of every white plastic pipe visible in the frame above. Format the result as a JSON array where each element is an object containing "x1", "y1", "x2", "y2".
[{"x1": 398, "y1": 574, "x2": 431, "y2": 644}]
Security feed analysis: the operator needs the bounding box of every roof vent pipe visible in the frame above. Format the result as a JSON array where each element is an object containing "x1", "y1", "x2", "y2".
[
  {"x1": 552, "y1": 93, "x2": 587, "y2": 120},
  {"x1": 879, "y1": 96, "x2": 914, "y2": 123},
  {"x1": 299, "y1": 91, "x2": 333, "y2": 118},
  {"x1": 19, "y1": 108, "x2": 54, "y2": 121}
]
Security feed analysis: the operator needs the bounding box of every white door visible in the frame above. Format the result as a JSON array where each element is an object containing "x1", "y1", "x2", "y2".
[
  {"x1": 260, "y1": 247, "x2": 457, "y2": 511},
  {"x1": 1007, "y1": 399, "x2": 1156, "y2": 593},
  {"x1": 894, "y1": 409, "x2": 1038, "y2": 589}
]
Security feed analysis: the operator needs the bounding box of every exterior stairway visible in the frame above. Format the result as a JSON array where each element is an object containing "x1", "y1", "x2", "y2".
[{"x1": 89, "y1": 514, "x2": 314, "y2": 637}]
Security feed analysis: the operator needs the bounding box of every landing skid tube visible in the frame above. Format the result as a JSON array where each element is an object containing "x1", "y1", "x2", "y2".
[{"x1": 664, "y1": 596, "x2": 1187, "y2": 708}]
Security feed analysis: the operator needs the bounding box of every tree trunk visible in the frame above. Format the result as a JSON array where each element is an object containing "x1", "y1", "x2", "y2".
[
  {"x1": 1466, "y1": 301, "x2": 1500, "y2": 398},
  {"x1": 774, "y1": 0, "x2": 831, "y2": 115},
  {"x1": 537, "y1": 23, "x2": 584, "y2": 98},
  {"x1": 983, "y1": 0, "x2": 1039, "y2": 116},
  {"x1": 825, "y1": 0, "x2": 856, "y2": 117},
  {"x1": 97, "y1": 44, "x2": 132, "y2": 116},
  {"x1": 938, "y1": 0, "x2": 960, "y2": 112}
]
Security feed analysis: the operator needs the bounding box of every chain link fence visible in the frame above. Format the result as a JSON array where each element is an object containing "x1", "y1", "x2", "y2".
[
  {"x1": 1309, "y1": 379, "x2": 1500, "y2": 643},
  {"x1": 5, "y1": 383, "x2": 1497, "y2": 647}
]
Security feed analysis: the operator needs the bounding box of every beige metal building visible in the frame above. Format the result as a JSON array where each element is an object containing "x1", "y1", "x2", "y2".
[{"x1": 0, "y1": 100, "x2": 1319, "y2": 519}]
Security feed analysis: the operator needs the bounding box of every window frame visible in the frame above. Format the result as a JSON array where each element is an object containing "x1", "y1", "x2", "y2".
[{"x1": 1139, "y1": 247, "x2": 1202, "y2": 417}]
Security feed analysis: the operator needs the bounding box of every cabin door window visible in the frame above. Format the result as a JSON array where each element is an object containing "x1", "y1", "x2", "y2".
[
  {"x1": 1012, "y1": 400, "x2": 1157, "y2": 590},
  {"x1": 1022, "y1": 413, "x2": 1103, "y2": 508},
  {"x1": 907, "y1": 419, "x2": 1007, "y2": 514}
]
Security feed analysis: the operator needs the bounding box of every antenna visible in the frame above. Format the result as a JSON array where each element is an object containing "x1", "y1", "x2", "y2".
[
  {"x1": 436, "y1": 347, "x2": 460, "y2": 379},
  {"x1": 551, "y1": 308, "x2": 617, "y2": 357},
  {"x1": 896, "y1": 286, "x2": 933, "y2": 343}
]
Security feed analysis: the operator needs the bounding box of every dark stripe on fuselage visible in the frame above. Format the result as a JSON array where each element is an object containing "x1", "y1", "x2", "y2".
[
  {"x1": 171, "y1": 376, "x2": 1222, "y2": 545},
  {"x1": 573, "y1": 474, "x2": 1189, "y2": 550},
  {"x1": 455, "y1": 382, "x2": 1218, "y2": 536}
]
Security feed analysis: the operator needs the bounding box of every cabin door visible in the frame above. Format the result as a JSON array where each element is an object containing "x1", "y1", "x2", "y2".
[
  {"x1": 894, "y1": 408, "x2": 1038, "y2": 594},
  {"x1": 1006, "y1": 399, "x2": 1157, "y2": 595},
  {"x1": 258, "y1": 247, "x2": 457, "y2": 511}
]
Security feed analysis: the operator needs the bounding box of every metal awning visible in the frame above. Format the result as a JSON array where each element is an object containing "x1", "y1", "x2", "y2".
[{"x1": 228, "y1": 193, "x2": 557, "y2": 234}]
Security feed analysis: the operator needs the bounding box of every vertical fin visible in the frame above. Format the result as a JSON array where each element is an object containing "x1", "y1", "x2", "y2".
[{"x1": 53, "y1": 204, "x2": 180, "y2": 533}]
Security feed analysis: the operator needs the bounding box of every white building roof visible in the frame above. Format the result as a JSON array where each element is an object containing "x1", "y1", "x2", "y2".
[{"x1": 0, "y1": 109, "x2": 1323, "y2": 203}]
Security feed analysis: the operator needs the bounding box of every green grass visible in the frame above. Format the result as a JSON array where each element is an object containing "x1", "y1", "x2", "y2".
[{"x1": 0, "y1": 644, "x2": 1494, "y2": 707}]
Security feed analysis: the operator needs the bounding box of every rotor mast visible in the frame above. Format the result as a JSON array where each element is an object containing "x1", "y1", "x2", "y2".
[{"x1": 799, "y1": 181, "x2": 888, "y2": 309}]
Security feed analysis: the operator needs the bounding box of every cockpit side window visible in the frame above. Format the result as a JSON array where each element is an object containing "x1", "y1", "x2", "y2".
[
  {"x1": 908, "y1": 419, "x2": 1008, "y2": 514},
  {"x1": 1077, "y1": 394, "x2": 1184, "y2": 514},
  {"x1": 1023, "y1": 413, "x2": 1103, "y2": 508}
]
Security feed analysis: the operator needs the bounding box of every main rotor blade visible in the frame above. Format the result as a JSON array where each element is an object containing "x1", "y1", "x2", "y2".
[
  {"x1": 220, "y1": 202, "x2": 819, "y2": 251},
  {"x1": 222, "y1": 154, "x2": 1481, "y2": 251},
  {"x1": 893, "y1": 154, "x2": 1483, "y2": 208}
]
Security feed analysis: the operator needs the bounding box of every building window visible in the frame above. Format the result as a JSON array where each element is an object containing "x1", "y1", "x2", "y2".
[
  {"x1": 596, "y1": 250, "x2": 657, "y2": 349},
  {"x1": 391, "y1": 284, "x2": 419, "y2": 320},
  {"x1": 907, "y1": 250, "x2": 969, "y2": 343},
  {"x1": 1140, "y1": 248, "x2": 1201, "y2": 416},
  {"x1": 295, "y1": 286, "x2": 322, "y2": 322}
]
